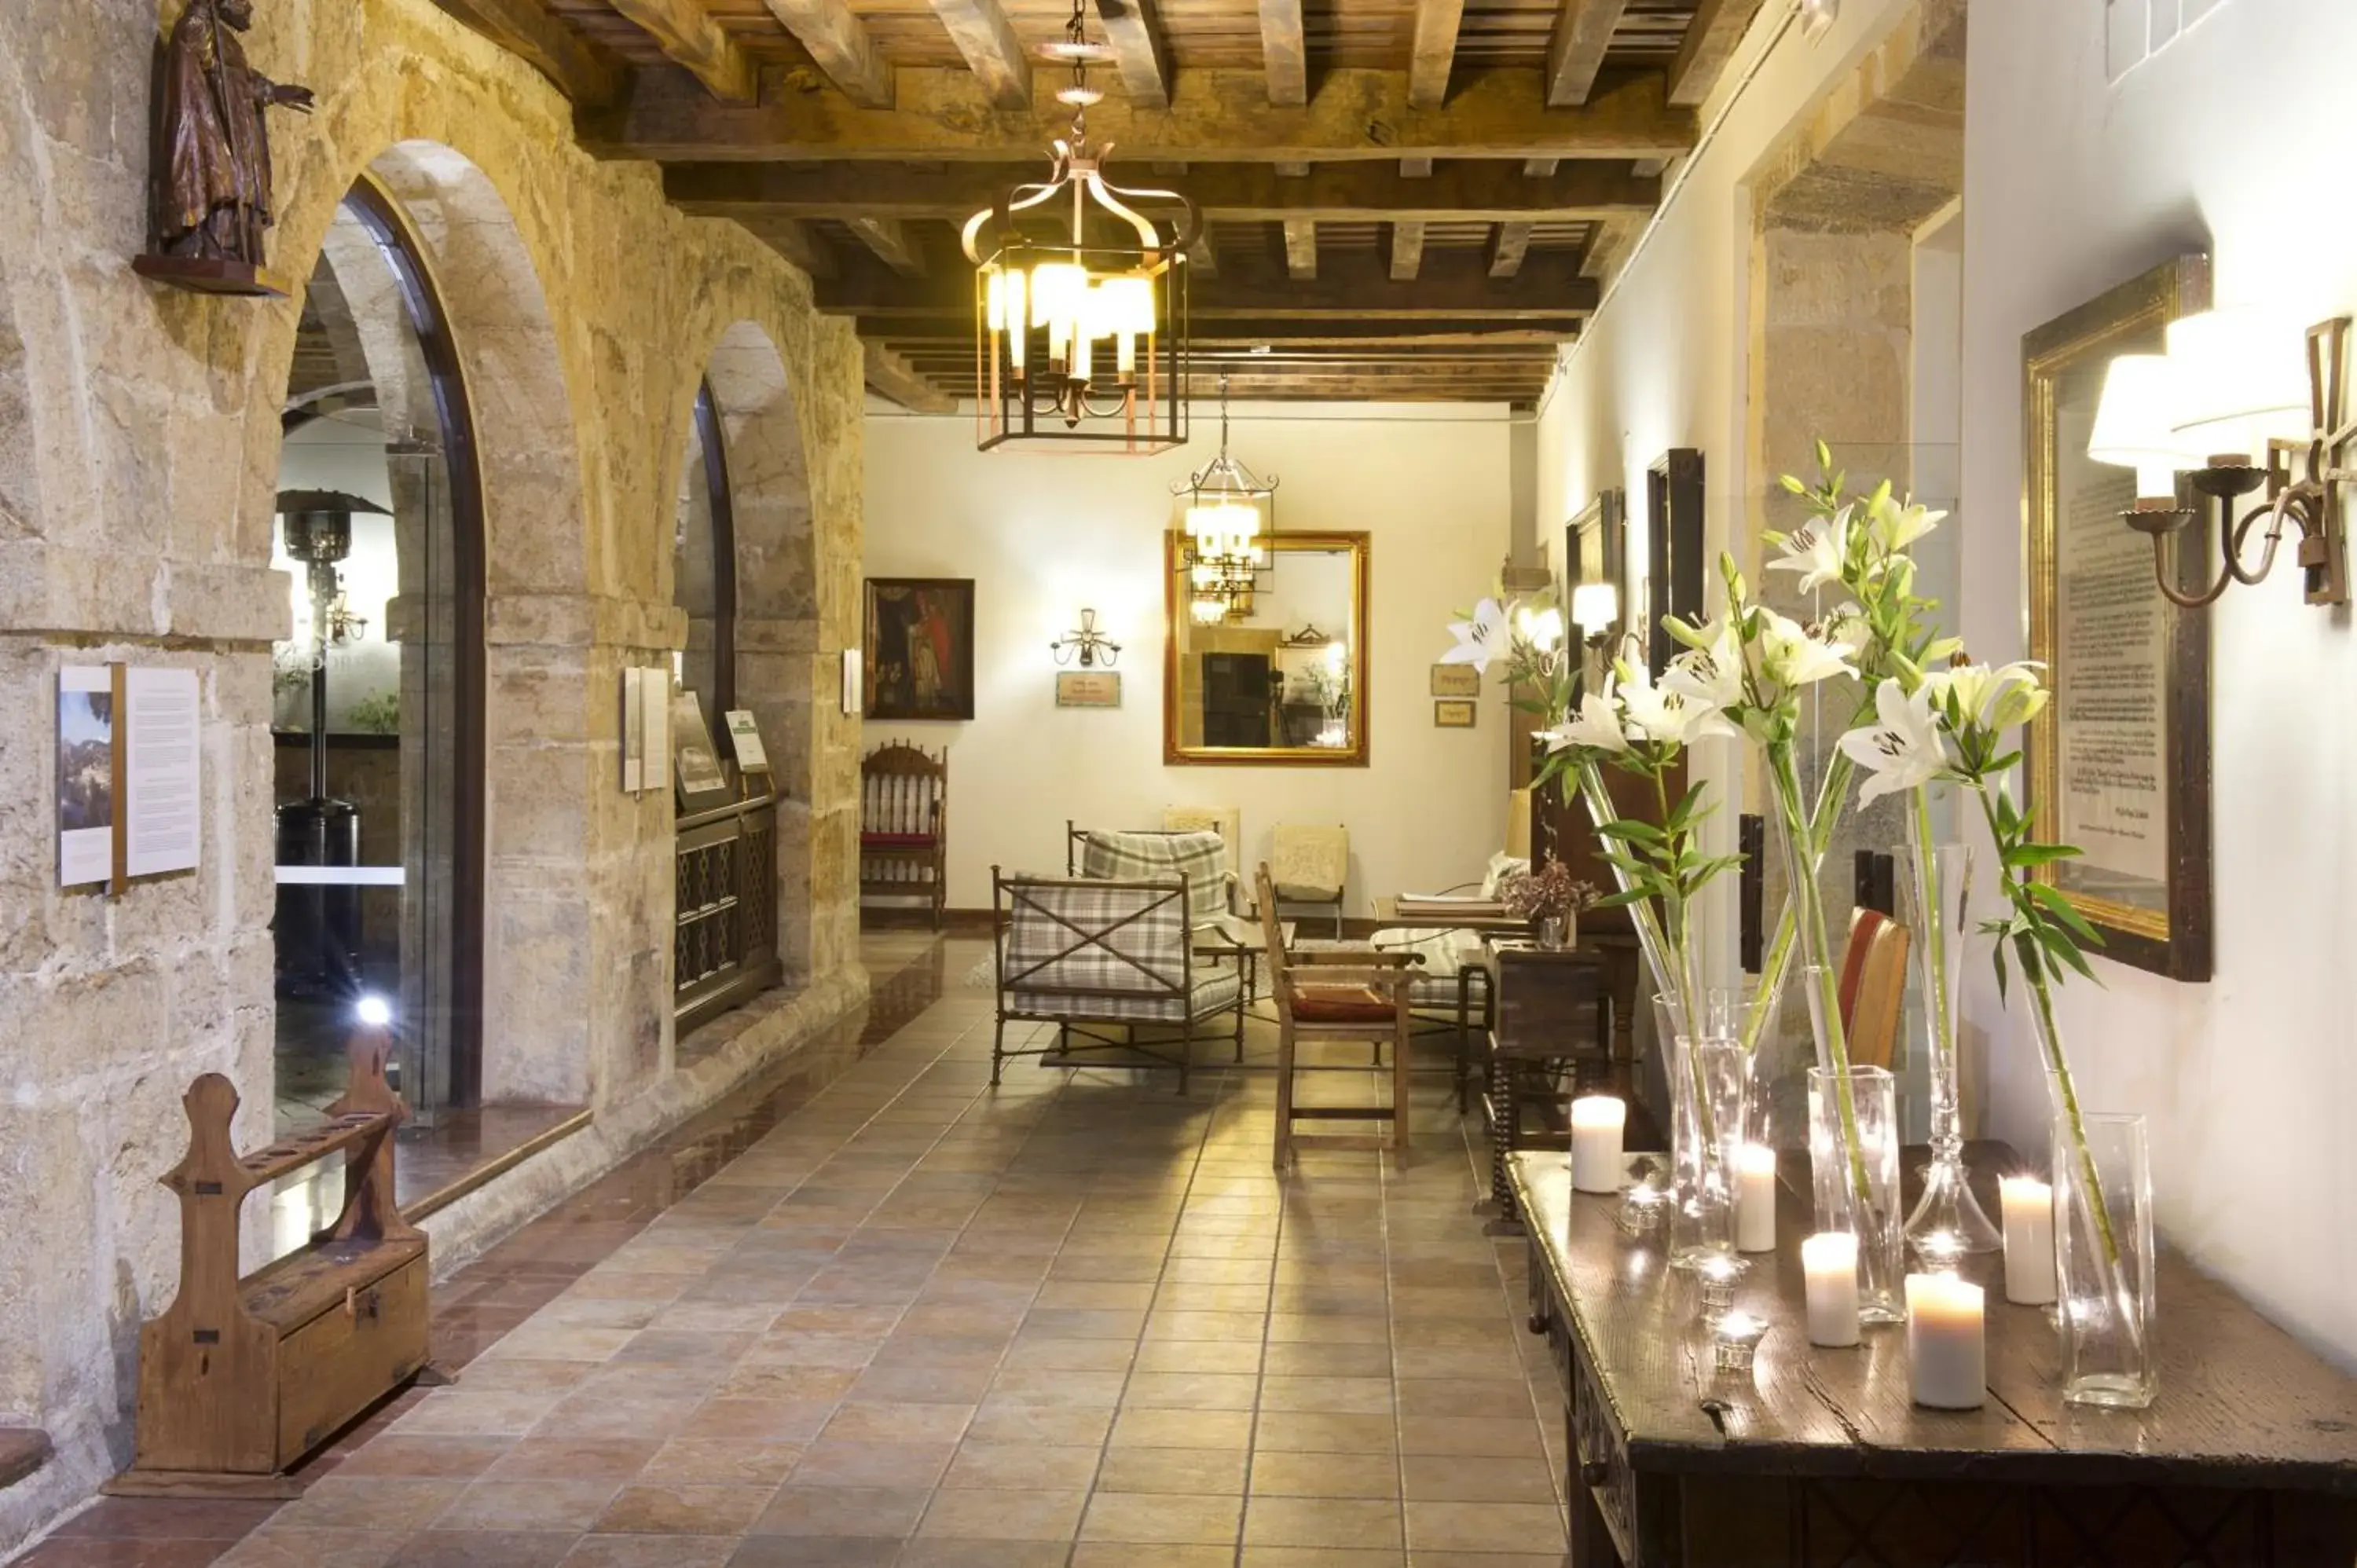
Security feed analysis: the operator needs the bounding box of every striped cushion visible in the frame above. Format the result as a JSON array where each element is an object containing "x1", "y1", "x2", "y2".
[{"x1": 1079, "y1": 830, "x2": 1230, "y2": 931}]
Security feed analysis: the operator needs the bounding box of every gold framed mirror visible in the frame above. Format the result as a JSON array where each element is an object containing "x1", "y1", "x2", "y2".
[{"x1": 1163, "y1": 530, "x2": 1369, "y2": 767}]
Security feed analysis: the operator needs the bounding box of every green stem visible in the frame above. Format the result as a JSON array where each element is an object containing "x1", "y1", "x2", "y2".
[
  {"x1": 1740, "y1": 750, "x2": 1857, "y2": 1055},
  {"x1": 1767, "y1": 742, "x2": 1873, "y2": 1218}
]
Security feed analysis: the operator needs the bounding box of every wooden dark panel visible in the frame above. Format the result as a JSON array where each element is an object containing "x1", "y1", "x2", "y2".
[
  {"x1": 433, "y1": 0, "x2": 628, "y2": 104},
  {"x1": 1259, "y1": 0, "x2": 1308, "y2": 104}
]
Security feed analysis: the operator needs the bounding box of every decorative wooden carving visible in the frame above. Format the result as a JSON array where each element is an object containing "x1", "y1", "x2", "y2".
[
  {"x1": 134, "y1": 0, "x2": 313, "y2": 299},
  {"x1": 107, "y1": 1024, "x2": 431, "y2": 1497}
]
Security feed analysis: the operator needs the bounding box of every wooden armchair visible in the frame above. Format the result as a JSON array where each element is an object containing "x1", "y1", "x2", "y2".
[
  {"x1": 860, "y1": 740, "x2": 948, "y2": 928},
  {"x1": 1839, "y1": 906, "x2": 1912, "y2": 1069},
  {"x1": 1255, "y1": 863, "x2": 1420, "y2": 1168}
]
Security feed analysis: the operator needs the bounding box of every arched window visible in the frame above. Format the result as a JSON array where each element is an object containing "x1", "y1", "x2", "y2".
[{"x1": 271, "y1": 178, "x2": 485, "y2": 1125}]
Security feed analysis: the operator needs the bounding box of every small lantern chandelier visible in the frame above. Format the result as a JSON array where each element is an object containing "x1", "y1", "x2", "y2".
[
  {"x1": 1176, "y1": 376, "x2": 1277, "y2": 624},
  {"x1": 962, "y1": 0, "x2": 1197, "y2": 453}
]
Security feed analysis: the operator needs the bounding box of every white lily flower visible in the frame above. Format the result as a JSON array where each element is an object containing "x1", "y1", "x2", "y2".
[
  {"x1": 1618, "y1": 665, "x2": 1736, "y2": 746},
  {"x1": 1441, "y1": 597, "x2": 1509, "y2": 674},
  {"x1": 1764, "y1": 505, "x2": 1854, "y2": 594},
  {"x1": 1867, "y1": 492, "x2": 1947, "y2": 556},
  {"x1": 1662, "y1": 618, "x2": 1743, "y2": 713},
  {"x1": 1836, "y1": 680, "x2": 1952, "y2": 806},
  {"x1": 1926, "y1": 660, "x2": 2048, "y2": 733},
  {"x1": 1543, "y1": 680, "x2": 1629, "y2": 755},
  {"x1": 1757, "y1": 608, "x2": 1857, "y2": 690}
]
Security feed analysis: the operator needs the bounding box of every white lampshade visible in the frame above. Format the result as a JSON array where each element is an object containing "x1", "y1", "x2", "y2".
[
  {"x1": 1571, "y1": 581, "x2": 1619, "y2": 635},
  {"x1": 2088, "y1": 354, "x2": 2192, "y2": 500},
  {"x1": 2165, "y1": 308, "x2": 2311, "y2": 463}
]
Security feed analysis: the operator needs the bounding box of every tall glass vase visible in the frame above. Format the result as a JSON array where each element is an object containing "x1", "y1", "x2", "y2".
[
  {"x1": 1651, "y1": 1003, "x2": 1748, "y2": 1269},
  {"x1": 2047, "y1": 1092, "x2": 2157, "y2": 1407},
  {"x1": 1577, "y1": 760, "x2": 1698, "y2": 1028},
  {"x1": 1900, "y1": 810, "x2": 2002, "y2": 1256},
  {"x1": 1808, "y1": 1061, "x2": 1904, "y2": 1323}
]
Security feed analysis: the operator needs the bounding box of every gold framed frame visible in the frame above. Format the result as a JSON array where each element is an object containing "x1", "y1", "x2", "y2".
[
  {"x1": 1164, "y1": 529, "x2": 1370, "y2": 767},
  {"x1": 2022, "y1": 255, "x2": 2213, "y2": 981}
]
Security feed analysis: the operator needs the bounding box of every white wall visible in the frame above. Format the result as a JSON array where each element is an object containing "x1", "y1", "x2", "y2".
[
  {"x1": 862, "y1": 404, "x2": 1513, "y2": 914},
  {"x1": 1962, "y1": 0, "x2": 2357, "y2": 1368}
]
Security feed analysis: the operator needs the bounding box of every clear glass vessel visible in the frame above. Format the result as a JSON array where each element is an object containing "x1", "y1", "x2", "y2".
[
  {"x1": 1808, "y1": 1059, "x2": 1904, "y2": 1324},
  {"x1": 2051, "y1": 1100, "x2": 2156, "y2": 1408},
  {"x1": 1901, "y1": 826, "x2": 2003, "y2": 1256}
]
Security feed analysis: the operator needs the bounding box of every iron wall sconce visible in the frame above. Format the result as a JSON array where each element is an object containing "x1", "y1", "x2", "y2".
[
  {"x1": 2092, "y1": 313, "x2": 2352, "y2": 609},
  {"x1": 1050, "y1": 609, "x2": 1121, "y2": 667}
]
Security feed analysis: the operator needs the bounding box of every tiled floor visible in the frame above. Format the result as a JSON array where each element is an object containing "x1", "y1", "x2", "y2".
[{"x1": 24, "y1": 932, "x2": 1569, "y2": 1568}]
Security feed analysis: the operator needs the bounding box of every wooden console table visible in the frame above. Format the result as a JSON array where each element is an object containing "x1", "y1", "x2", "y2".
[{"x1": 1509, "y1": 1148, "x2": 2357, "y2": 1566}]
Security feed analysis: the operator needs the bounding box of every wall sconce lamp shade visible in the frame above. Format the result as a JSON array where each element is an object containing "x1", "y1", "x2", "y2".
[
  {"x1": 2088, "y1": 313, "x2": 2352, "y2": 609},
  {"x1": 1799, "y1": 0, "x2": 1839, "y2": 39},
  {"x1": 1567, "y1": 584, "x2": 1618, "y2": 642},
  {"x1": 1050, "y1": 608, "x2": 1121, "y2": 667}
]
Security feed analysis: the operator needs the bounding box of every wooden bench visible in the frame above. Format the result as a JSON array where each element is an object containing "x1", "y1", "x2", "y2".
[{"x1": 108, "y1": 1026, "x2": 434, "y2": 1497}]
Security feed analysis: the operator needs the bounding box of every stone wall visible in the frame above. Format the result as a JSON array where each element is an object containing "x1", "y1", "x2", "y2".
[{"x1": 0, "y1": 0, "x2": 867, "y2": 1549}]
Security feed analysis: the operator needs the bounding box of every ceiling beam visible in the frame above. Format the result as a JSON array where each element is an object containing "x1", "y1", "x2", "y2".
[
  {"x1": 1283, "y1": 218, "x2": 1318, "y2": 280},
  {"x1": 1259, "y1": 0, "x2": 1308, "y2": 105},
  {"x1": 1581, "y1": 212, "x2": 1639, "y2": 281},
  {"x1": 738, "y1": 214, "x2": 838, "y2": 278},
  {"x1": 1488, "y1": 221, "x2": 1531, "y2": 277},
  {"x1": 431, "y1": 0, "x2": 626, "y2": 106},
  {"x1": 593, "y1": 65, "x2": 1694, "y2": 162},
  {"x1": 1092, "y1": 0, "x2": 1171, "y2": 109},
  {"x1": 1187, "y1": 225, "x2": 1219, "y2": 276},
  {"x1": 756, "y1": 0, "x2": 895, "y2": 106},
  {"x1": 928, "y1": 0, "x2": 1032, "y2": 108},
  {"x1": 608, "y1": 0, "x2": 755, "y2": 100},
  {"x1": 1390, "y1": 221, "x2": 1426, "y2": 281},
  {"x1": 819, "y1": 246, "x2": 1601, "y2": 321},
  {"x1": 1398, "y1": 156, "x2": 1434, "y2": 177},
  {"x1": 844, "y1": 217, "x2": 929, "y2": 275},
  {"x1": 1668, "y1": 0, "x2": 1765, "y2": 108},
  {"x1": 1542, "y1": 0, "x2": 1630, "y2": 108},
  {"x1": 667, "y1": 160, "x2": 1661, "y2": 223},
  {"x1": 1408, "y1": 0, "x2": 1467, "y2": 108},
  {"x1": 864, "y1": 341, "x2": 958, "y2": 412}
]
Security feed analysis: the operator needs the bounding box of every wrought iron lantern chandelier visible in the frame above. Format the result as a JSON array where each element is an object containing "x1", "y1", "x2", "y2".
[
  {"x1": 1175, "y1": 376, "x2": 1277, "y2": 624},
  {"x1": 962, "y1": 0, "x2": 1197, "y2": 452}
]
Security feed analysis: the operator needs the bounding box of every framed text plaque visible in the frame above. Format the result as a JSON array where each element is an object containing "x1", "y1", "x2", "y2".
[{"x1": 2022, "y1": 255, "x2": 2213, "y2": 981}]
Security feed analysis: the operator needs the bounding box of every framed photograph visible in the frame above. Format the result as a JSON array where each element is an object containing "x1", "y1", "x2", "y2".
[
  {"x1": 57, "y1": 666, "x2": 115, "y2": 888},
  {"x1": 1646, "y1": 449, "x2": 1705, "y2": 676},
  {"x1": 1055, "y1": 670, "x2": 1121, "y2": 708},
  {"x1": 1434, "y1": 699, "x2": 1477, "y2": 729},
  {"x1": 864, "y1": 579, "x2": 975, "y2": 721},
  {"x1": 1429, "y1": 663, "x2": 1482, "y2": 698},
  {"x1": 2023, "y1": 254, "x2": 2213, "y2": 981}
]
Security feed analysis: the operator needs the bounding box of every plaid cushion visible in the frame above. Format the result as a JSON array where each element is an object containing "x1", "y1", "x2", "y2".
[
  {"x1": 1000, "y1": 875, "x2": 1190, "y2": 1000},
  {"x1": 1013, "y1": 965, "x2": 1243, "y2": 1023},
  {"x1": 1078, "y1": 830, "x2": 1230, "y2": 931}
]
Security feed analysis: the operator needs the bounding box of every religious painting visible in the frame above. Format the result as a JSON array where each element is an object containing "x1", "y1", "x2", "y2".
[
  {"x1": 2023, "y1": 255, "x2": 2214, "y2": 981},
  {"x1": 865, "y1": 578, "x2": 977, "y2": 721}
]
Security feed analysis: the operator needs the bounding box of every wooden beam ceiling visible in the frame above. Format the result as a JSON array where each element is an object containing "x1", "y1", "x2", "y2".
[
  {"x1": 663, "y1": 160, "x2": 1661, "y2": 224},
  {"x1": 864, "y1": 341, "x2": 957, "y2": 411},
  {"x1": 844, "y1": 216, "x2": 928, "y2": 274},
  {"x1": 925, "y1": 0, "x2": 1032, "y2": 108},
  {"x1": 1389, "y1": 221, "x2": 1426, "y2": 281},
  {"x1": 607, "y1": 0, "x2": 753, "y2": 99},
  {"x1": 1406, "y1": 0, "x2": 1466, "y2": 108},
  {"x1": 755, "y1": 0, "x2": 895, "y2": 105},
  {"x1": 1258, "y1": 0, "x2": 1308, "y2": 105},
  {"x1": 1543, "y1": 0, "x2": 1632, "y2": 108},
  {"x1": 1091, "y1": 0, "x2": 1171, "y2": 108},
  {"x1": 1488, "y1": 221, "x2": 1531, "y2": 277},
  {"x1": 1668, "y1": 0, "x2": 1766, "y2": 108},
  {"x1": 432, "y1": 0, "x2": 625, "y2": 105},
  {"x1": 588, "y1": 66, "x2": 1697, "y2": 162},
  {"x1": 1282, "y1": 219, "x2": 1318, "y2": 280}
]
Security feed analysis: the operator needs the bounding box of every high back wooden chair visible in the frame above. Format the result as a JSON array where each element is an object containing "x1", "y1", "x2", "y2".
[
  {"x1": 1256, "y1": 863, "x2": 1420, "y2": 1168},
  {"x1": 1838, "y1": 906, "x2": 1912, "y2": 1070},
  {"x1": 860, "y1": 741, "x2": 948, "y2": 928}
]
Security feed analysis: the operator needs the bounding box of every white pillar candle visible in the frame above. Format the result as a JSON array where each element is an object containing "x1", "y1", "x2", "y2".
[
  {"x1": 1905, "y1": 1273, "x2": 1987, "y2": 1409},
  {"x1": 2000, "y1": 1175, "x2": 2058, "y2": 1306},
  {"x1": 1736, "y1": 1143, "x2": 1779, "y2": 1254},
  {"x1": 1570, "y1": 1095, "x2": 1626, "y2": 1194},
  {"x1": 1801, "y1": 1232, "x2": 1860, "y2": 1347}
]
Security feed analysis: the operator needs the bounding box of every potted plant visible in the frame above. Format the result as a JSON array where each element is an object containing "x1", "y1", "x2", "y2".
[{"x1": 1497, "y1": 859, "x2": 1599, "y2": 950}]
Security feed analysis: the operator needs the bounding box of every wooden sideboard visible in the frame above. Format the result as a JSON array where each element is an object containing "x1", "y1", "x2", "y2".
[{"x1": 1510, "y1": 1147, "x2": 2357, "y2": 1566}]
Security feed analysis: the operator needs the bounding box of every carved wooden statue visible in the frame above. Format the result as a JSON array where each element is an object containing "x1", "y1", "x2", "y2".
[{"x1": 136, "y1": 0, "x2": 313, "y2": 298}]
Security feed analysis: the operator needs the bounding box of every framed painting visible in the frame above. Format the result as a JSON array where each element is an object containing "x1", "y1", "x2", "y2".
[
  {"x1": 864, "y1": 578, "x2": 976, "y2": 721},
  {"x1": 2022, "y1": 254, "x2": 2213, "y2": 981},
  {"x1": 1434, "y1": 699, "x2": 1477, "y2": 729}
]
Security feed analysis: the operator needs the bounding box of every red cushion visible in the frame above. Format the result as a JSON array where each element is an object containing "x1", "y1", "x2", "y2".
[
  {"x1": 1291, "y1": 985, "x2": 1395, "y2": 1024},
  {"x1": 862, "y1": 831, "x2": 938, "y2": 846}
]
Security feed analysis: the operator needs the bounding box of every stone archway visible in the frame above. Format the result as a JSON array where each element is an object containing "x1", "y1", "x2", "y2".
[{"x1": 680, "y1": 321, "x2": 819, "y2": 983}]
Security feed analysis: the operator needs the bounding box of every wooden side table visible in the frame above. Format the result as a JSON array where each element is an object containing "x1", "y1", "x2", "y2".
[{"x1": 1510, "y1": 1146, "x2": 2357, "y2": 1567}]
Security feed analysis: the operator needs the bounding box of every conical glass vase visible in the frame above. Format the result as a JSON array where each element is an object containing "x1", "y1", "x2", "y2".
[{"x1": 1900, "y1": 820, "x2": 2002, "y2": 1258}]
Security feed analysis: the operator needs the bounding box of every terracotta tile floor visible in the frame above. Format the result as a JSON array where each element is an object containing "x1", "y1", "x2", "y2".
[{"x1": 23, "y1": 932, "x2": 1569, "y2": 1568}]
